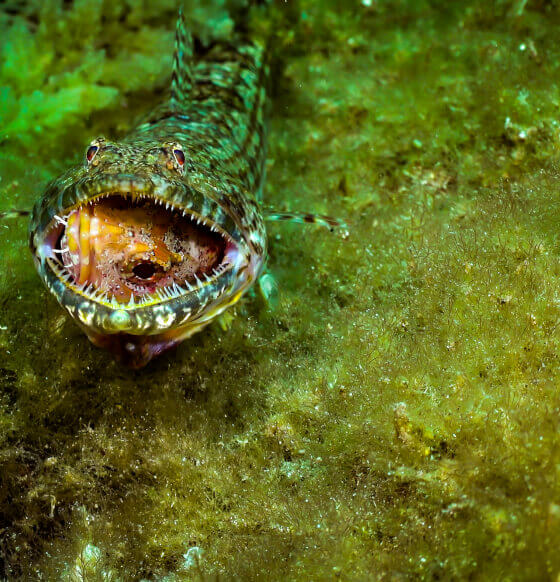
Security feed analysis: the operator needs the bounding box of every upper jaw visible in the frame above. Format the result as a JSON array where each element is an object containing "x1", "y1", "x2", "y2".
[{"x1": 33, "y1": 172, "x2": 243, "y2": 243}]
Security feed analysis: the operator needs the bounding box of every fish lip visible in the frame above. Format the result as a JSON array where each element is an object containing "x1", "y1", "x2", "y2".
[{"x1": 75, "y1": 173, "x2": 155, "y2": 206}]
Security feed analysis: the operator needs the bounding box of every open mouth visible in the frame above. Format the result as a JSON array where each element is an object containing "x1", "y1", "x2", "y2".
[{"x1": 41, "y1": 192, "x2": 236, "y2": 308}]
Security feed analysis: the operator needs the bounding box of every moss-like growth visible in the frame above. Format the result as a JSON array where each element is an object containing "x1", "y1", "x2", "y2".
[{"x1": 3, "y1": 0, "x2": 560, "y2": 579}]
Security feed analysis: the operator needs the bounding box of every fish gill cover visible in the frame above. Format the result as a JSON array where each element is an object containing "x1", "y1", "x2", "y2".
[{"x1": 2, "y1": 0, "x2": 560, "y2": 579}]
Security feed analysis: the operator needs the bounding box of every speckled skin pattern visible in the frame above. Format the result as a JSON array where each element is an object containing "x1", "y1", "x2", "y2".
[{"x1": 29, "y1": 11, "x2": 269, "y2": 367}]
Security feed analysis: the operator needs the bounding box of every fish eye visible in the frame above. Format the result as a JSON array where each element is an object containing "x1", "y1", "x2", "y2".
[
  {"x1": 173, "y1": 147, "x2": 185, "y2": 167},
  {"x1": 86, "y1": 144, "x2": 99, "y2": 163}
]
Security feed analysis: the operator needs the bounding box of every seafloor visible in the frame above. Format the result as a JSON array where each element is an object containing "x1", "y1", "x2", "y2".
[{"x1": 1, "y1": 0, "x2": 560, "y2": 579}]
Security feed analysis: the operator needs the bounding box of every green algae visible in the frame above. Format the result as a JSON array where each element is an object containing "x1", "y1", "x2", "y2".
[{"x1": 3, "y1": 0, "x2": 560, "y2": 579}]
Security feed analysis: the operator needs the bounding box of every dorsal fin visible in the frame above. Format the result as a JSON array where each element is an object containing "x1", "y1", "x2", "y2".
[{"x1": 170, "y1": 6, "x2": 194, "y2": 108}]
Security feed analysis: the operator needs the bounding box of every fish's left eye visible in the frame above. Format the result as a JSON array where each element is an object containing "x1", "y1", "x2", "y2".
[
  {"x1": 86, "y1": 145, "x2": 99, "y2": 163},
  {"x1": 173, "y1": 148, "x2": 185, "y2": 167}
]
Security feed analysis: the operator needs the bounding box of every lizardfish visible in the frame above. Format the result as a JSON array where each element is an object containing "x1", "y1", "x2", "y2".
[{"x1": 28, "y1": 9, "x2": 344, "y2": 368}]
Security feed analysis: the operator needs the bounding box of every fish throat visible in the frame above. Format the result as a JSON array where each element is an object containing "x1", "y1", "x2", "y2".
[{"x1": 46, "y1": 192, "x2": 234, "y2": 307}]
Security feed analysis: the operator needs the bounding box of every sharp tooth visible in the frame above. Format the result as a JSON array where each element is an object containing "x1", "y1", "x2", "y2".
[
  {"x1": 184, "y1": 280, "x2": 194, "y2": 292},
  {"x1": 54, "y1": 215, "x2": 67, "y2": 226},
  {"x1": 127, "y1": 295, "x2": 135, "y2": 308}
]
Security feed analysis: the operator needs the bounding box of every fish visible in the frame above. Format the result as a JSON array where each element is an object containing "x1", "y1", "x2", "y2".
[{"x1": 28, "y1": 8, "x2": 345, "y2": 368}]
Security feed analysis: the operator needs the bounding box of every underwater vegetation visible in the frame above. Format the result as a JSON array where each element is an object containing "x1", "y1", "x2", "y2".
[{"x1": 3, "y1": 0, "x2": 560, "y2": 579}]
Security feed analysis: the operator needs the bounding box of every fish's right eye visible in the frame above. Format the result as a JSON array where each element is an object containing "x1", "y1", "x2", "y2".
[{"x1": 86, "y1": 144, "x2": 99, "y2": 164}]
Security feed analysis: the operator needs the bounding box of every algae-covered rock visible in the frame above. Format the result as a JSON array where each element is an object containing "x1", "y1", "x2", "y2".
[{"x1": 3, "y1": 0, "x2": 560, "y2": 579}]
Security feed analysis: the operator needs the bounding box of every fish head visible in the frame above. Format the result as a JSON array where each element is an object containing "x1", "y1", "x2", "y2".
[{"x1": 29, "y1": 137, "x2": 267, "y2": 368}]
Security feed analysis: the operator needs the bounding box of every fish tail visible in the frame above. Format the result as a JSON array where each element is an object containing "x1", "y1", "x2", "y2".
[{"x1": 170, "y1": 6, "x2": 195, "y2": 108}]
